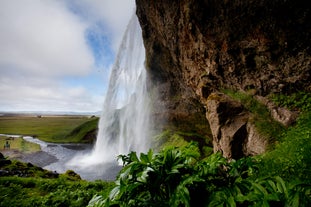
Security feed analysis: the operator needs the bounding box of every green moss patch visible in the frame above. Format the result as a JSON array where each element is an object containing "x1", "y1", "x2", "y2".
[{"x1": 222, "y1": 89, "x2": 285, "y2": 143}]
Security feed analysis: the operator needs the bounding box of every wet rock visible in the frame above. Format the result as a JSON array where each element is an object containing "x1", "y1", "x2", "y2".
[
  {"x1": 22, "y1": 151, "x2": 58, "y2": 167},
  {"x1": 0, "y1": 170, "x2": 9, "y2": 176},
  {"x1": 136, "y1": 0, "x2": 311, "y2": 140},
  {"x1": 244, "y1": 122, "x2": 268, "y2": 156},
  {"x1": 44, "y1": 171, "x2": 59, "y2": 179},
  {"x1": 0, "y1": 152, "x2": 4, "y2": 159},
  {"x1": 255, "y1": 95, "x2": 299, "y2": 127},
  {"x1": 0, "y1": 153, "x2": 12, "y2": 166},
  {"x1": 206, "y1": 93, "x2": 267, "y2": 159}
]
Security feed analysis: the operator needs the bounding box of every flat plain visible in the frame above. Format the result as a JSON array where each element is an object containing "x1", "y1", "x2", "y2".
[{"x1": 0, "y1": 115, "x2": 93, "y2": 143}]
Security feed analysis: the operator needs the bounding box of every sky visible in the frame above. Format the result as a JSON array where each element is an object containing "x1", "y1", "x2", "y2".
[{"x1": 0, "y1": 0, "x2": 135, "y2": 113}]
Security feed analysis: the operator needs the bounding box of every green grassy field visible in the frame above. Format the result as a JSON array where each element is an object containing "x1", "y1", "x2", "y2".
[{"x1": 0, "y1": 116, "x2": 98, "y2": 143}]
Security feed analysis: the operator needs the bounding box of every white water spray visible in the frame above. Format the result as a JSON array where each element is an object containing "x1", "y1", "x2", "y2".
[{"x1": 68, "y1": 14, "x2": 150, "y2": 168}]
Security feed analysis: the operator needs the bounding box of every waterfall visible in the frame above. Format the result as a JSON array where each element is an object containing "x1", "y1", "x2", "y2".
[
  {"x1": 93, "y1": 14, "x2": 150, "y2": 162},
  {"x1": 68, "y1": 14, "x2": 151, "y2": 169}
]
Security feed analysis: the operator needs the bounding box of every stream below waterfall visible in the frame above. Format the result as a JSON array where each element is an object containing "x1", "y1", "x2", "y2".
[{"x1": 1, "y1": 134, "x2": 121, "y2": 181}]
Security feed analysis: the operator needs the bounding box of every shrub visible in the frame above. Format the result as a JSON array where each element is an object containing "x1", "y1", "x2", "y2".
[
  {"x1": 270, "y1": 91, "x2": 311, "y2": 112},
  {"x1": 258, "y1": 111, "x2": 311, "y2": 181},
  {"x1": 88, "y1": 143, "x2": 311, "y2": 206}
]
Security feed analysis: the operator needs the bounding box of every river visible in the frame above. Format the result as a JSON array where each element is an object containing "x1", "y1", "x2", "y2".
[{"x1": 1, "y1": 134, "x2": 121, "y2": 181}]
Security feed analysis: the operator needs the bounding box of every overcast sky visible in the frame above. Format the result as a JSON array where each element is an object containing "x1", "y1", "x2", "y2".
[{"x1": 0, "y1": 0, "x2": 135, "y2": 113}]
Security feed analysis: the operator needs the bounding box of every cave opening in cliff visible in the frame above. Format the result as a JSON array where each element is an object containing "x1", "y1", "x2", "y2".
[{"x1": 231, "y1": 124, "x2": 247, "y2": 160}]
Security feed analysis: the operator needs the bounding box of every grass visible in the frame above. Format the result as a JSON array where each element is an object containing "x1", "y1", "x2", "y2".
[
  {"x1": 222, "y1": 89, "x2": 285, "y2": 143},
  {"x1": 65, "y1": 117, "x2": 99, "y2": 143},
  {"x1": 0, "y1": 116, "x2": 98, "y2": 143},
  {"x1": 154, "y1": 130, "x2": 213, "y2": 157},
  {"x1": 270, "y1": 91, "x2": 311, "y2": 112},
  {"x1": 257, "y1": 110, "x2": 311, "y2": 181},
  {"x1": 0, "y1": 156, "x2": 114, "y2": 207},
  {"x1": 0, "y1": 176, "x2": 114, "y2": 207},
  {"x1": 0, "y1": 136, "x2": 40, "y2": 153}
]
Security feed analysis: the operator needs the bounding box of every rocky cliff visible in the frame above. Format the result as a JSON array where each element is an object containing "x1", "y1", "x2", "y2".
[{"x1": 136, "y1": 0, "x2": 311, "y2": 157}]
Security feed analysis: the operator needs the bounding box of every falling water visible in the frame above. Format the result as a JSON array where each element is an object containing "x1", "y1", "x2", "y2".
[
  {"x1": 68, "y1": 14, "x2": 151, "y2": 174},
  {"x1": 93, "y1": 14, "x2": 150, "y2": 162}
]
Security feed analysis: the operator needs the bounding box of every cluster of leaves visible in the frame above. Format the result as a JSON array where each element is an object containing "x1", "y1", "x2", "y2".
[
  {"x1": 270, "y1": 91, "x2": 311, "y2": 112},
  {"x1": 0, "y1": 176, "x2": 114, "y2": 207},
  {"x1": 88, "y1": 143, "x2": 311, "y2": 207}
]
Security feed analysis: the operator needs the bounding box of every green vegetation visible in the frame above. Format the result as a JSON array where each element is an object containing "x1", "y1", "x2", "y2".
[
  {"x1": 154, "y1": 130, "x2": 191, "y2": 149},
  {"x1": 0, "y1": 116, "x2": 98, "y2": 143},
  {"x1": 1, "y1": 91, "x2": 310, "y2": 206},
  {"x1": 0, "y1": 136, "x2": 40, "y2": 153},
  {"x1": 0, "y1": 156, "x2": 114, "y2": 207},
  {"x1": 270, "y1": 91, "x2": 311, "y2": 112},
  {"x1": 154, "y1": 130, "x2": 213, "y2": 157},
  {"x1": 222, "y1": 89, "x2": 285, "y2": 142},
  {"x1": 88, "y1": 92, "x2": 311, "y2": 206},
  {"x1": 88, "y1": 143, "x2": 311, "y2": 206},
  {"x1": 0, "y1": 115, "x2": 105, "y2": 207},
  {"x1": 258, "y1": 111, "x2": 311, "y2": 181},
  {"x1": 65, "y1": 117, "x2": 99, "y2": 143},
  {"x1": 0, "y1": 176, "x2": 113, "y2": 207}
]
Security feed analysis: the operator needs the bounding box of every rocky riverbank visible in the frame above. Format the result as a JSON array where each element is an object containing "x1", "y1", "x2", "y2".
[
  {"x1": 1, "y1": 149, "x2": 57, "y2": 167},
  {"x1": 0, "y1": 152, "x2": 60, "y2": 178}
]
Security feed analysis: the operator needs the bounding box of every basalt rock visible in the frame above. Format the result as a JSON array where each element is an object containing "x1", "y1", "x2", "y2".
[
  {"x1": 206, "y1": 93, "x2": 267, "y2": 159},
  {"x1": 255, "y1": 95, "x2": 299, "y2": 127},
  {"x1": 136, "y1": 0, "x2": 311, "y2": 154}
]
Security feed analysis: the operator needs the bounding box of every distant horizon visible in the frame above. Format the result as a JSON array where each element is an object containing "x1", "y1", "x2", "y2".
[{"x1": 0, "y1": 110, "x2": 101, "y2": 116}]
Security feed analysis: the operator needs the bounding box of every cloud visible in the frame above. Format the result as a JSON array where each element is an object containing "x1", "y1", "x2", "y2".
[
  {"x1": 0, "y1": 0, "x2": 136, "y2": 112},
  {"x1": 68, "y1": 0, "x2": 135, "y2": 52},
  {"x1": 0, "y1": 75, "x2": 104, "y2": 112},
  {"x1": 0, "y1": 0, "x2": 94, "y2": 77}
]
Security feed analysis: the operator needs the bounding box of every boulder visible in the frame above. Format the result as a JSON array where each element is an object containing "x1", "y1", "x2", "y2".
[
  {"x1": 206, "y1": 93, "x2": 267, "y2": 159},
  {"x1": 255, "y1": 95, "x2": 299, "y2": 127}
]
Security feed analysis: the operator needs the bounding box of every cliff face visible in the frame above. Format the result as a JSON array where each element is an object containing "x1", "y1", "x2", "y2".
[{"x1": 136, "y1": 0, "x2": 311, "y2": 155}]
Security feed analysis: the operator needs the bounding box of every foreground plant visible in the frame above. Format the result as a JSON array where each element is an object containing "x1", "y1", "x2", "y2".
[{"x1": 88, "y1": 143, "x2": 311, "y2": 207}]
